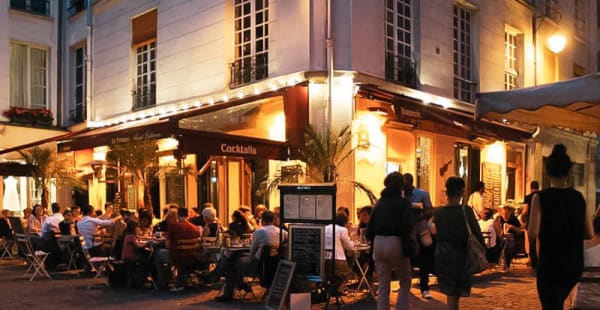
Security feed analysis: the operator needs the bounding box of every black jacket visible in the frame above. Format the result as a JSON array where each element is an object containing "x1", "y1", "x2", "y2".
[{"x1": 366, "y1": 187, "x2": 412, "y2": 241}]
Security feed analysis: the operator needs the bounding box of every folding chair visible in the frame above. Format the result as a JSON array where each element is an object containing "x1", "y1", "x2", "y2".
[
  {"x1": 76, "y1": 236, "x2": 113, "y2": 289},
  {"x1": 0, "y1": 238, "x2": 13, "y2": 259},
  {"x1": 14, "y1": 234, "x2": 52, "y2": 281}
]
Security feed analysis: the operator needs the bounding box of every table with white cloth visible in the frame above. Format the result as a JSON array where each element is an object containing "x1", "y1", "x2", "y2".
[{"x1": 351, "y1": 244, "x2": 376, "y2": 300}]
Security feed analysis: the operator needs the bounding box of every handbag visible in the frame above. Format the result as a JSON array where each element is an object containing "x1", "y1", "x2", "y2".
[
  {"x1": 461, "y1": 206, "x2": 488, "y2": 275},
  {"x1": 417, "y1": 220, "x2": 433, "y2": 247}
]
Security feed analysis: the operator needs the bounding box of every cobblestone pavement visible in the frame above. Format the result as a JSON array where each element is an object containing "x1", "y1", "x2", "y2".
[{"x1": 0, "y1": 258, "x2": 547, "y2": 309}]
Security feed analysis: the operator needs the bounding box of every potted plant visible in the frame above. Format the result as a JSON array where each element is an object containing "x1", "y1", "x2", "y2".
[
  {"x1": 32, "y1": 108, "x2": 54, "y2": 126},
  {"x1": 3, "y1": 107, "x2": 34, "y2": 124}
]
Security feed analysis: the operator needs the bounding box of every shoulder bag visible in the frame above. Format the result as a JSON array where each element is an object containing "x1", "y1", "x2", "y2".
[{"x1": 461, "y1": 206, "x2": 488, "y2": 275}]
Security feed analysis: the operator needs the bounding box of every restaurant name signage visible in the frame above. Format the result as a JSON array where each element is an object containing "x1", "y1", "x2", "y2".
[
  {"x1": 220, "y1": 143, "x2": 257, "y2": 155},
  {"x1": 400, "y1": 107, "x2": 421, "y2": 119},
  {"x1": 110, "y1": 131, "x2": 163, "y2": 144}
]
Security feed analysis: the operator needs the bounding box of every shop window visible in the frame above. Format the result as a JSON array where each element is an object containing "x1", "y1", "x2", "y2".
[
  {"x1": 416, "y1": 136, "x2": 432, "y2": 193},
  {"x1": 10, "y1": 0, "x2": 49, "y2": 16},
  {"x1": 165, "y1": 170, "x2": 185, "y2": 210},
  {"x1": 71, "y1": 45, "x2": 86, "y2": 122},
  {"x1": 132, "y1": 10, "x2": 157, "y2": 110},
  {"x1": 10, "y1": 42, "x2": 48, "y2": 109},
  {"x1": 231, "y1": 0, "x2": 269, "y2": 87}
]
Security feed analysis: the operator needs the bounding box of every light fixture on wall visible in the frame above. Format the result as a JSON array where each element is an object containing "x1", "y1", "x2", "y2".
[
  {"x1": 357, "y1": 122, "x2": 370, "y2": 150},
  {"x1": 547, "y1": 34, "x2": 566, "y2": 54},
  {"x1": 367, "y1": 106, "x2": 389, "y2": 116}
]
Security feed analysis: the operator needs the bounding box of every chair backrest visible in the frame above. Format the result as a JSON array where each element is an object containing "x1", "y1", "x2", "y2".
[
  {"x1": 481, "y1": 231, "x2": 492, "y2": 248},
  {"x1": 9, "y1": 217, "x2": 25, "y2": 234},
  {"x1": 176, "y1": 238, "x2": 200, "y2": 252},
  {"x1": 259, "y1": 245, "x2": 280, "y2": 288},
  {"x1": 201, "y1": 237, "x2": 217, "y2": 248},
  {"x1": 75, "y1": 235, "x2": 93, "y2": 260},
  {"x1": 14, "y1": 233, "x2": 34, "y2": 260}
]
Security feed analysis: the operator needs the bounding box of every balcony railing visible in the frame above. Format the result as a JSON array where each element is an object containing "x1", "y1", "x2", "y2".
[
  {"x1": 385, "y1": 54, "x2": 417, "y2": 88},
  {"x1": 10, "y1": 0, "x2": 49, "y2": 16},
  {"x1": 230, "y1": 56, "x2": 268, "y2": 88},
  {"x1": 67, "y1": 0, "x2": 86, "y2": 17},
  {"x1": 132, "y1": 88, "x2": 156, "y2": 111},
  {"x1": 453, "y1": 77, "x2": 477, "y2": 104},
  {"x1": 69, "y1": 105, "x2": 86, "y2": 123}
]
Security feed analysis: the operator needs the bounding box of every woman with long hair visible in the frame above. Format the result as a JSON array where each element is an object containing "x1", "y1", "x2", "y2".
[
  {"x1": 366, "y1": 172, "x2": 412, "y2": 310},
  {"x1": 529, "y1": 144, "x2": 594, "y2": 309}
]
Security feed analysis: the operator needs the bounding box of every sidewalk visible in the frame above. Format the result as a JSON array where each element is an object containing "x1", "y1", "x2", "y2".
[{"x1": 0, "y1": 258, "x2": 542, "y2": 309}]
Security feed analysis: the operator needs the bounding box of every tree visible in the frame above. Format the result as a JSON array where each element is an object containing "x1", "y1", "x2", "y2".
[
  {"x1": 19, "y1": 146, "x2": 83, "y2": 209},
  {"x1": 259, "y1": 124, "x2": 377, "y2": 204},
  {"x1": 108, "y1": 139, "x2": 158, "y2": 216}
]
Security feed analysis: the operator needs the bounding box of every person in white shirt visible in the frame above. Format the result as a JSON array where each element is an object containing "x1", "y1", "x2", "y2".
[
  {"x1": 467, "y1": 181, "x2": 485, "y2": 219},
  {"x1": 41, "y1": 203, "x2": 64, "y2": 238},
  {"x1": 325, "y1": 212, "x2": 355, "y2": 294},
  {"x1": 77, "y1": 204, "x2": 120, "y2": 257}
]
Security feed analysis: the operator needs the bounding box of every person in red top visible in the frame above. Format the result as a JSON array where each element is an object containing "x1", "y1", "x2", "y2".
[{"x1": 155, "y1": 207, "x2": 200, "y2": 291}]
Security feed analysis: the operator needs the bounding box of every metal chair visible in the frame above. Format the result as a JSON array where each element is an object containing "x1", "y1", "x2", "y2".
[
  {"x1": 14, "y1": 233, "x2": 52, "y2": 281},
  {"x1": 76, "y1": 236, "x2": 113, "y2": 289},
  {"x1": 0, "y1": 238, "x2": 14, "y2": 259}
]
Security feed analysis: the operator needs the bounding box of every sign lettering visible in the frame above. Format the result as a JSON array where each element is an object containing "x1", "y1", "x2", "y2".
[{"x1": 220, "y1": 143, "x2": 257, "y2": 155}]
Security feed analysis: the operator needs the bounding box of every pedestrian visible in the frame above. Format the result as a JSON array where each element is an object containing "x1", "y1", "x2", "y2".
[
  {"x1": 403, "y1": 173, "x2": 434, "y2": 299},
  {"x1": 528, "y1": 144, "x2": 594, "y2": 310},
  {"x1": 432, "y1": 176, "x2": 485, "y2": 310},
  {"x1": 467, "y1": 181, "x2": 485, "y2": 219},
  {"x1": 366, "y1": 172, "x2": 412, "y2": 310},
  {"x1": 521, "y1": 180, "x2": 539, "y2": 267}
]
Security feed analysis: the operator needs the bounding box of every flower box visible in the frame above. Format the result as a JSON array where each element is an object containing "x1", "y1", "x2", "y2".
[{"x1": 3, "y1": 107, "x2": 54, "y2": 126}]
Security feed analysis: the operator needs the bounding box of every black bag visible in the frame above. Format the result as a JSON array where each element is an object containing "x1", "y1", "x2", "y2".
[
  {"x1": 402, "y1": 228, "x2": 420, "y2": 258},
  {"x1": 461, "y1": 206, "x2": 488, "y2": 274}
]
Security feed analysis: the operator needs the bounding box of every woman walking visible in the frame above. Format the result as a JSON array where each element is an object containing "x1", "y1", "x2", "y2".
[
  {"x1": 529, "y1": 144, "x2": 594, "y2": 309},
  {"x1": 432, "y1": 177, "x2": 484, "y2": 310},
  {"x1": 366, "y1": 172, "x2": 412, "y2": 310}
]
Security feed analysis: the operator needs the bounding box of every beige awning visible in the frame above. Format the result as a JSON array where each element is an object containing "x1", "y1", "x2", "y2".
[
  {"x1": 0, "y1": 124, "x2": 70, "y2": 160},
  {"x1": 475, "y1": 73, "x2": 600, "y2": 133}
]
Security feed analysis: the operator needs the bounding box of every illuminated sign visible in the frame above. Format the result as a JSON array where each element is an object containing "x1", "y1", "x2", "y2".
[{"x1": 220, "y1": 143, "x2": 257, "y2": 155}]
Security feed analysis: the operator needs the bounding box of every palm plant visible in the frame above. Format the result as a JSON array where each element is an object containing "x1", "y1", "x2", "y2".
[
  {"x1": 19, "y1": 146, "x2": 83, "y2": 209},
  {"x1": 108, "y1": 139, "x2": 158, "y2": 215},
  {"x1": 259, "y1": 124, "x2": 377, "y2": 204}
]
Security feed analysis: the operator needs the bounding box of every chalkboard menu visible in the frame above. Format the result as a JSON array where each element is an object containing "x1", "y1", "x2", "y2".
[
  {"x1": 288, "y1": 225, "x2": 324, "y2": 279},
  {"x1": 265, "y1": 260, "x2": 296, "y2": 310}
]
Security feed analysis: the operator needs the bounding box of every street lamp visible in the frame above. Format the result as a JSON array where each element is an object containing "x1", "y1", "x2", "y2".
[{"x1": 547, "y1": 34, "x2": 566, "y2": 81}]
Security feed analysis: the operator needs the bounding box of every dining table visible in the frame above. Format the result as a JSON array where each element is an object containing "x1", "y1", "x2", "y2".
[{"x1": 351, "y1": 243, "x2": 377, "y2": 300}]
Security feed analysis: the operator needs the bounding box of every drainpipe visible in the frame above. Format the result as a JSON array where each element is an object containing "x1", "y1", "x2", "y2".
[
  {"x1": 86, "y1": 0, "x2": 93, "y2": 123},
  {"x1": 57, "y1": 0, "x2": 63, "y2": 126},
  {"x1": 326, "y1": 0, "x2": 333, "y2": 128}
]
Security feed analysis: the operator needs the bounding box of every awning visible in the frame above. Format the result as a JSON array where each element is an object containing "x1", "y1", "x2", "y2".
[
  {"x1": 0, "y1": 162, "x2": 34, "y2": 176},
  {"x1": 0, "y1": 124, "x2": 71, "y2": 159},
  {"x1": 476, "y1": 73, "x2": 600, "y2": 133}
]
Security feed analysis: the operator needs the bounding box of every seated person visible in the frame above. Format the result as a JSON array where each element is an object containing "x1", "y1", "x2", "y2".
[
  {"x1": 497, "y1": 205, "x2": 525, "y2": 268},
  {"x1": 59, "y1": 209, "x2": 76, "y2": 235},
  {"x1": 211, "y1": 210, "x2": 287, "y2": 302},
  {"x1": 228, "y1": 210, "x2": 253, "y2": 240},
  {"x1": 28, "y1": 204, "x2": 47, "y2": 235},
  {"x1": 154, "y1": 205, "x2": 178, "y2": 234},
  {"x1": 189, "y1": 206, "x2": 205, "y2": 227},
  {"x1": 0, "y1": 210, "x2": 14, "y2": 254},
  {"x1": 325, "y1": 212, "x2": 355, "y2": 294},
  {"x1": 478, "y1": 208, "x2": 501, "y2": 263},
  {"x1": 137, "y1": 209, "x2": 154, "y2": 238},
  {"x1": 571, "y1": 215, "x2": 600, "y2": 309},
  {"x1": 355, "y1": 206, "x2": 374, "y2": 280},
  {"x1": 202, "y1": 207, "x2": 220, "y2": 238},
  {"x1": 77, "y1": 204, "x2": 120, "y2": 257},
  {"x1": 121, "y1": 220, "x2": 146, "y2": 262},
  {"x1": 154, "y1": 207, "x2": 201, "y2": 291},
  {"x1": 39, "y1": 203, "x2": 64, "y2": 269}
]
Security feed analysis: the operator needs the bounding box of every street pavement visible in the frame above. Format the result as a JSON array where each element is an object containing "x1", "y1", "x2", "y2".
[{"x1": 0, "y1": 257, "x2": 546, "y2": 309}]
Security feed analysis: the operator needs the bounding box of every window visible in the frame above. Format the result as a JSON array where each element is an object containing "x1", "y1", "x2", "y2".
[
  {"x1": 10, "y1": 42, "x2": 47, "y2": 109},
  {"x1": 132, "y1": 10, "x2": 157, "y2": 110},
  {"x1": 71, "y1": 46, "x2": 86, "y2": 122},
  {"x1": 544, "y1": 0, "x2": 560, "y2": 23},
  {"x1": 384, "y1": 0, "x2": 415, "y2": 87},
  {"x1": 504, "y1": 27, "x2": 521, "y2": 90},
  {"x1": 10, "y1": 0, "x2": 49, "y2": 16},
  {"x1": 574, "y1": 0, "x2": 586, "y2": 39},
  {"x1": 453, "y1": 5, "x2": 474, "y2": 103},
  {"x1": 231, "y1": 0, "x2": 269, "y2": 87}
]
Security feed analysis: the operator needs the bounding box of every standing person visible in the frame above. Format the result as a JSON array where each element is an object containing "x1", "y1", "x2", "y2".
[
  {"x1": 467, "y1": 181, "x2": 485, "y2": 219},
  {"x1": 432, "y1": 177, "x2": 485, "y2": 310},
  {"x1": 528, "y1": 144, "x2": 594, "y2": 310},
  {"x1": 403, "y1": 173, "x2": 434, "y2": 299},
  {"x1": 521, "y1": 180, "x2": 539, "y2": 268},
  {"x1": 366, "y1": 172, "x2": 412, "y2": 310}
]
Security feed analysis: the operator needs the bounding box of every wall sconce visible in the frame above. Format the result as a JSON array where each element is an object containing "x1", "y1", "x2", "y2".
[
  {"x1": 358, "y1": 123, "x2": 370, "y2": 149},
  {"x1": 91, "y1": 161, "x2": 104, "y2": 179},
  {"x1": 547, "y1": 34, "x2": 566, "y2": 54},
  {"x1": 367, "y1": 106, "x2": 389, "y2": 116}
]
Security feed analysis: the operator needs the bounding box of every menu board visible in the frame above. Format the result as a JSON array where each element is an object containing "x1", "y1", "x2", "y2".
[
  {"x1": 265, "y1": 260, "x2": 296, "y2": 310},
  {"x1": 279, "y1": 184, "x2": 336, "y2": 223},
  {"x1": 288, "y1": 225, "x2": 324, "y2": 279},
  {"x1": 482, "y1": 162, "x2": 502, "y2": 209}
]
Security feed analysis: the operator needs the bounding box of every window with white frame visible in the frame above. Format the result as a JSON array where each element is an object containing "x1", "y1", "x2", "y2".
[
  {"x1": 72, "y1": 46, "x2": 86, "y2": 122},
  {"x1": 504, "y1": 28, "x2": 520, "y2": 90},
  {"x1": 10, "y1": 42, "x2": 47, "y2": 109},
  {"x1": 131, "y1": 10, "x2": 157, "y2": 110},
  {"x1": 384, "y1": 0, "x2": 415, "y2": 87},
  {"x1": 453, "y1": 5, "x2": 474, "y2": 103},
  {"x1": 231, "y1": 0, "x2": 269, "y2": 87},
  {"x1": 574, "y1": 0, "x2": 586, "y2": 39}
]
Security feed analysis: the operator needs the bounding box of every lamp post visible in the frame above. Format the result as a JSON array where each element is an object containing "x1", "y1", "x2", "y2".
[{"x1": 547, "y1": 34, "x2": 566, "y2": 81}]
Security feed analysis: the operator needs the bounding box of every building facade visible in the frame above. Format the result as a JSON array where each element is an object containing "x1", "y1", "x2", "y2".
[{"x1": 1, "y1": 0, "x2": 598, "y2": 222}]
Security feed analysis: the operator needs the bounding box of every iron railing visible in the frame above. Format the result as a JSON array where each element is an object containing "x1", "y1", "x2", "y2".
[
  {"x1": 385, "y1": 53, "x2": 417, "y2": 88},
  {"x1": 132, "y1": 88, "x2": 156, "y2": 111},
  {"x1": 10, "y1": 0, "x2": 49, "y2": 16},
  {"x1": 230, "y1": 55, "x2": 268, "y2": 88}
]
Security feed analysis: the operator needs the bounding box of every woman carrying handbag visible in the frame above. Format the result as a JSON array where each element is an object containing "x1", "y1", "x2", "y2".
[{"x1": 431, "y1": 177, "x2": 485, "y2": 310}]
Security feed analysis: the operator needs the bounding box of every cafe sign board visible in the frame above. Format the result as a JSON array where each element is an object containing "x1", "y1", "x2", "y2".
[{"x1": 278, "y1": 183, "x2": 336, "y2": 224}]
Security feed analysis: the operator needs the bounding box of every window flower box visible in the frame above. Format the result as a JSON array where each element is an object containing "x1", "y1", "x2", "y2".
[{"x1": 3, "y1": 107, "x2": 54, "y2": 126}]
